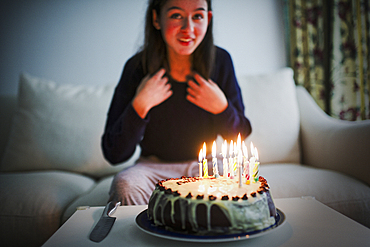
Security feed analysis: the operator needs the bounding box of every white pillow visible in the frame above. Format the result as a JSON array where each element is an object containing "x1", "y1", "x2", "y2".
[
  {"x1": 237, "y1": 68, "x2": 301, "y2": 164},
  {"x1": 1, "y1": 73, "x2": 140, "y2": 177}
]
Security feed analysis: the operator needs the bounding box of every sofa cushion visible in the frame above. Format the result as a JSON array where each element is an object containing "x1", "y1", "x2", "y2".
[
  {"x1": 238, "y1": 68, "x2": 301, "y2": 164},
  {"x1": 0, "y1": 171, "x2": 95, "y2": 247},
  {"x1": 0, "y1": 73, "x2": 140, "y2": 178},
  {"x1": 260, "y1": 163, "x2": 370, "y2": 228}
]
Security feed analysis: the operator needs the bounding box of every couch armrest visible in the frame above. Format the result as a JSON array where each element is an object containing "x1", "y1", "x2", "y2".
[{"x1": 296, "y1": 86, "x2": 370, "y2": 186}]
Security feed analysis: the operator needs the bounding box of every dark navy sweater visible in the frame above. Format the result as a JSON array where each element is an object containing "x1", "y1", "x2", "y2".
[{"x1": 102, "y1": 47, "x2": 251, "y2": 164}]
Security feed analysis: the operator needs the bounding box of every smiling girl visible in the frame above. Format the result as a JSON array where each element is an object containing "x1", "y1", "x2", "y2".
[{"x1": 102, "y1": 0, "x2": 252, "y2": 205}]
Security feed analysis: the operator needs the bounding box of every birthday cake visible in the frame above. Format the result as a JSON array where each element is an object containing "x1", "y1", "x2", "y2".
[{"x1": 147, "y1": 175, "x2": 277, "y2": 235}]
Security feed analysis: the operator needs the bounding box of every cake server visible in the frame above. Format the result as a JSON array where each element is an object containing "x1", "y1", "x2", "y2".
[{"x1": 89, "y1": 201, "x2": 121, "y2": 242}]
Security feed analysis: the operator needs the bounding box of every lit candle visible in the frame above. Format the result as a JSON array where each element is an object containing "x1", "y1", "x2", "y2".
[
  {"x1": 202, "y1": 142, "x2": 208, "y2": 178},
  {"x1": 242, "y1": 141, "x2": 249, "y2": 180},
  {"x1": 222, "y1": 140, "x2": 228, "y2": 178},
  {"x1": 229, "y1": 140, "x2": 233, "y2": 179},
  {"x1": 233, "y1": 141, "x2": 237, "y2": 178},
  {"x1": 198, "y1": 149, "x2": 203, "y2": 178},
  {"x1": 237, "y1": 134, "x2": 242, "y2": 187},
  {"x1": 253, "y1": 147, "x2": 260, "y2": 182},
  {"x1": 249, "y1": 142, "x2": 256, "y2": 183},
  {"x1": 212, "y1": 141, "x2": 219, "y2": 177}
]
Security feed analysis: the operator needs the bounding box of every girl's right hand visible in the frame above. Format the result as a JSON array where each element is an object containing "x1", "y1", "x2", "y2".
[{"x1": 132, "y1": 68, "x2": 172, "y2": 119}]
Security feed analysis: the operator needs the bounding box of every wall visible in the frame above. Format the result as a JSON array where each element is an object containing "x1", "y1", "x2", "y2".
[{"x1": 0, "y1": 0, "x2": 286, "y2": 95}]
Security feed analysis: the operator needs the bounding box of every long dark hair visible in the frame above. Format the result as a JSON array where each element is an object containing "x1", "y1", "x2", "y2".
[{"x1": 141, "y1": 0, "x2": 215, "y2": 80}]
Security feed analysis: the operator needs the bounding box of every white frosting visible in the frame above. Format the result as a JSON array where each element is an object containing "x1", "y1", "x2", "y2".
[
  {"x1": 163, "y1": 177, "x2": 262, "y2": 201},
  {"x1": 148, "y1": 176, "x2": 276, "y2": 234}
]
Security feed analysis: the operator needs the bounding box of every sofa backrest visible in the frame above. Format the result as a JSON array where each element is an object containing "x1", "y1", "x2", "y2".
[
  {"x1": 237, "y1": 68, "x2": 301, "y2": 164},
  {"x1": 0, "y1": 73, "x2": 140, "y2": 178}
]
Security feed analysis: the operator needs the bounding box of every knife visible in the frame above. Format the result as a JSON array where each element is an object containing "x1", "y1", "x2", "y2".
[{"x1": 89, "y1": 201, "x2": 121, "y2": 242}]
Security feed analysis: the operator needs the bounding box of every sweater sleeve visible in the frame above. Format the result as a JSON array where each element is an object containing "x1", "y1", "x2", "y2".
[
  {"x1": 101, "y1": 55, "x2": 147, "y2": 164},
  {"x1": 212, "y1": 48, "x2": 252, "y2": 140}
]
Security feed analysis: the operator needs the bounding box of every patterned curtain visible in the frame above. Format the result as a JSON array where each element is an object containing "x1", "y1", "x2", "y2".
[{"x1": 284, "y1": 0, "x2": 370, "y2": 120}]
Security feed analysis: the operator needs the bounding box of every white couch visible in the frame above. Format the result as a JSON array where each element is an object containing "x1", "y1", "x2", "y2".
[{"x1": 1, "y1": 68, "x2": 369, "y2": 246}]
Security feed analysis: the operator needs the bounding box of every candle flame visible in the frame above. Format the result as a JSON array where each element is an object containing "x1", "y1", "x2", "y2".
[
  {"x1": 255, "y1": 147, "x2": 259, "y2": 161},
  {"x1": 212, "y1": 141, "x2": 216, "y2": 158},
  {"x1": 202, "y1": 142, "x2": 206, "y2": 158},
  {"x1": 199, "y1": 149, "x2": 202, "y2": 162},
  {"x1": 250, "y1": 142, "x2": 255, "y2": 157},
  {"x1": 229, "y1": 140, "x2": 233, "y2": 156},
  {"x1": 237, "y1": 133, "x2": 241, "y2": 153}
]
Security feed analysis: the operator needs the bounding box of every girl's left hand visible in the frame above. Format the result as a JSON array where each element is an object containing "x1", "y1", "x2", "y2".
[{"x1": 186, "y1": 73, "x2": 228, "y2": 114}]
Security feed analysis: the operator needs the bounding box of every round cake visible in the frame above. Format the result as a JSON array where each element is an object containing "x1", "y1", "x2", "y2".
[{"x1": 147, "y1": 176, "x2": 277, "y2": 235}]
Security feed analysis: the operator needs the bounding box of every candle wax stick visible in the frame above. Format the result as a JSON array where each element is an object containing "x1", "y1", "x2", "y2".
[
  {"x1": 233, "y1": 156, "x2": 237, "y2": 178},
  {"x1": 233, "y1": 142, "x2": 237, "y2": 178},
  {"x1": 236, "y1": 134, "x2": 242, "y2": 183},
  {"x1": 249, "y1": 157, "x2": 255, "y2": 183},
  {"x1": 253, "y1": 162, "x2": 260, "y2": 182},
  {"x1": 212, "y1": 141, "x2": 218, "y2": 177},
  {"x1": 244, "y1": 159, "x2": 249, "y2": 180},
  {"x1": 198, "y1": 149, "x2": 203, "y2": 178},
  {"x1": 242, "y1": 141, "x2": 248, "y2": 178},
  {"x1": 254, "y1": 147, "x2": 259, "y2": 182},
  {"x1": 228, "y1": 140, "x2": 233, "y2": 178},
  {"x1": 223, "y1": 158, "x2": 228, "y2": 178},
  {"x1": 199, "y1": 162, "x2": 202, "y2": 178},
  {"x1": 238, "y1": 150, "x2": 242, "y2": 187},
  {"x1": 238, "y1": 150, "x2": 243, "y2": 188},
  {"x1": 238, "y1": 163, "x2": 242, "y2": 187},
  {"x1": 203, "y1": 159, "x2": 208, "y2": 178},
  {"x1": 228, "y1": 157, "x2": 233, "y2": 178},
  {"x1": 213, "y1": 157, "x2": 218, "y2": 177},
  {"x1": 221, "y1": 140, "x2": 227, "y2": 178},
  {"x1": 202, "y1": 143, "x2": 207, "y2": 178}
]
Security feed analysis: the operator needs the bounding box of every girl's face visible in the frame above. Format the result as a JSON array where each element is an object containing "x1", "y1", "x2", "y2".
[{"x1": 153, "y1": 0, "x2": 212, "y2": 59}]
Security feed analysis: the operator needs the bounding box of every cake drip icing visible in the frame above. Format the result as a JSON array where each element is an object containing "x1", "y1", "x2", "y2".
[{"x1": 148, "y1": 176, "x2": 277, "y2": 234}]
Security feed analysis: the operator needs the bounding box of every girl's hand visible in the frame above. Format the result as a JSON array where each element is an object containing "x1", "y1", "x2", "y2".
[
  {"x1": 186, "y1": 73, "x2": 228, "y2": 114},
  {"x1": 132, "y1": 68, "x2": 172, "y2": 119}
]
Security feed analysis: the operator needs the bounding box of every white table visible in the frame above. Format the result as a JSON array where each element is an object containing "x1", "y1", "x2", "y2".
[{"x1": 43, "y1": 197, "x2": 370, "y2": 246}]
